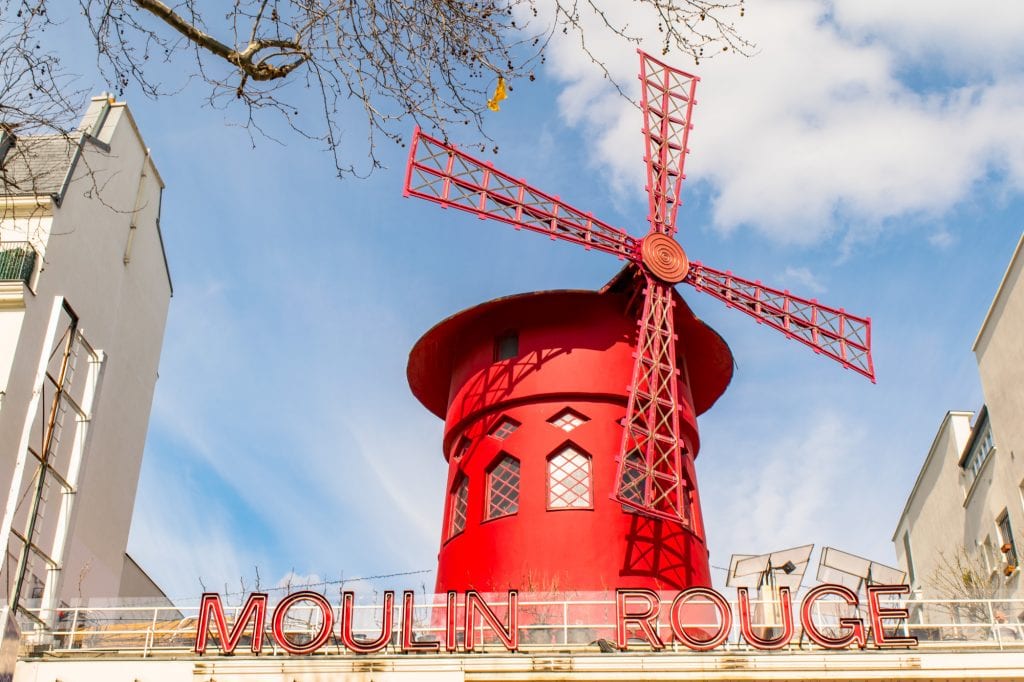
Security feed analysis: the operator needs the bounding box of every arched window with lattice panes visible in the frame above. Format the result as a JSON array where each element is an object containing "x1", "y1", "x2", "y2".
[
  {"x1": 486, "y1": 454, "x2": 520, "y2": 520},
  {"x1": 618, "y1": 450, "x2": 646, "y2": 510},
  {"x1": 547, "y1": 445, "x2": 592, "y2": 509},
  {"x1": 448, "y1": 474, "x2": 469, "y2": 539}
]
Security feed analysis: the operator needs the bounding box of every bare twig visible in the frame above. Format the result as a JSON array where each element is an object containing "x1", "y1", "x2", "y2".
[{"x1": 4, "y1": 0, "x2": 752, "y2": 180}]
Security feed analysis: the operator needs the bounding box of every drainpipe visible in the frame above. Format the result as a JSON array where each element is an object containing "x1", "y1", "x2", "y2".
[{"x1": 123, "y1": 149, "x2": 150, "y2": 265}]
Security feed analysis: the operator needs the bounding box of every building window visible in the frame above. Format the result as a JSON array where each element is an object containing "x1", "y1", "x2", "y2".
[
  {"x1": 902, "y1": 531, "x2": 916, "y2": 586},
  {"x1": 982, "y1": 535, "x2": 996, "y2": 574},
  {"x1": 548, "y1": 408, "x2": 588, "y2": 433},
  {"x1": 451, "y1": 436, "x2": 471, "y2": 461},
  {"x1": 486, "y1": 455, "x2": 520, "y2": 520},
  {"x1": 548, "y1": 446, "x2": 592, "y2": 509},
  {"x1": 963, "y1": 420, "x2": 995, "y2": 487},
  {"x1": 489, "y1": 417, "x2": 519, "y2": 440},
  {"x1": 997, "y1": 510, "x2": 1019, "y2": 570},
  {"x1": 449, "y1": 475, "x2": 469, "y2": 539},
  {"x1": 29, "y1": 577, "x2": 44, "y2": 600},
  {"x1": 494, "y1": 331, "x2": 519, "y2": 361},
  {"x1": 0, "y1": 243, "x2": 37, "y2": 285},
  {"x1": 619, "y1": 451, "x2": 646, "y2": 510},
  {"x1": 1018, "y1": 479, "x2": 1024, "y2": 519}
]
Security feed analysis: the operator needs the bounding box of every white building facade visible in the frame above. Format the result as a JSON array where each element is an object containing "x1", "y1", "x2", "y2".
[
  {"x1": 0, "y1": 96, "x2": 172, "y2": 621},
  {"x1": 894, "y1": 233, "x2": 1024, "y2": 608}
]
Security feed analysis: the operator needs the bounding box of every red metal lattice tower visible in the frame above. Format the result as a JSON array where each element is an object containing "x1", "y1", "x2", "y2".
[{"x1": 404, "y1": 51, "x2": 874, "y2": 590}]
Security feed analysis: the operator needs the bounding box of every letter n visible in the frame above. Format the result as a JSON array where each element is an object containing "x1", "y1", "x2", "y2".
[{"x1": 464, "y1": 590, "x2": 518, "y2": 652}]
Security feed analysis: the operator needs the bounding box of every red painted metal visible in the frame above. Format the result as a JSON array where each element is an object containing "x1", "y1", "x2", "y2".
[
  {"x1": 639, "y1": 51, "x2": 699, "y2": 236},
  {"x1": 404, "y1": 50, "x2": 876, "y2": 591},
  {"x1": 273, "y1": 591, "x2": 333, "y2": 655},
  {"x1": 669, "y1": 587, "x2": 733, "y2": 651},
  {"x1": 618, "y1": 274, "x2": 694, "y2": 524},
  {"x1": 685, "y1": 261, "x2": 875, "y2": 381},
  {"x1": 405, "y1": 128, "x2": 638, "y2": 260},
  {"x1": 408, "y1": 289, "x2": 731, "y2": 593},
  {"x1": 799, "y1": 584, "x2": 867, "y2": 649},
  {"x1": 737, "y1": 587, "x2": 795, "y2": 650}
]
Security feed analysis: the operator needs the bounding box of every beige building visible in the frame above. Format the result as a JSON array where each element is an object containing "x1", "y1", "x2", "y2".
[
  {"x1": 0, "y1": 96, "x2": 172, "y2": 622},
  {"x1": 894, "y1": 233, "x2": 1024, "y2": 605}
]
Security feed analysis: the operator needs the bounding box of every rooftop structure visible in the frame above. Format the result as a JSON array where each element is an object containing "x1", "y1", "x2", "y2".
[
  {"x1": 894, "y1": 233, "x2": 1024, "y2": 616},
  {"x1": 0, "y1": 96, "x2": 173, "y2": 624}
]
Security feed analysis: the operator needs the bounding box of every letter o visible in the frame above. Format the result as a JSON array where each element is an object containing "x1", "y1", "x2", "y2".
[
  {"x1": 271, "y1": 590, "x2": 334, "y2": 655},
  {"x1": 669, "y1": 587, "x2": 732, "y2": 651}
]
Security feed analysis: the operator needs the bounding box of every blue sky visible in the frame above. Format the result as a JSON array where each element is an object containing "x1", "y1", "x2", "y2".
[{"x1": 43, "y1": 0, "x2": 1024, "y2": 601}]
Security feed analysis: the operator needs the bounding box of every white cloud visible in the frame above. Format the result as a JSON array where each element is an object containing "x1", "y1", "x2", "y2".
[
  {"x1": 128, "y1": 454, "x2": 259, "y2": 603},
  {"x1": 830, "y1": 0, "x2": 1024, "y2": 72},
  {"x1": 929, "y1": 228, "x2": 955, "y2": 249},
  {"x1": 539, "y1": 0, "x2": 1024, "y2": 246},
  {"x1": 781, "y1": 266, "x2": 826, "y2": 294},
  {"x1": 274, "y1": 571, "x2": 323, "y2": 591},
  {"x1": 698, "y1": 410, "x2": 884, "y2": 589},
  {"x1": 134, "y1": 273, "x2": 445, "y2": 599},
  {"x1": 707, "y1": 411, "x2": 850, "y2": 548}
]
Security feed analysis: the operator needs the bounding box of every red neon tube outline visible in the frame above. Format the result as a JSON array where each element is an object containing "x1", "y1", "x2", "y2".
[
  {"x1": 340, "y1": 590, "x2": 395, "y2": 654},
  {"x1": 271, "y1": 590, "x2": 334, "y2": 655},
  {"x1": 799, "y1": 584, "x2": 866, "y2": 650},
  {"x1": 669, "y1": 587, "x2": 732, "y2": 651},
  {"x1": 736, "y1": 587, "x2": 794, "y2": 650}
]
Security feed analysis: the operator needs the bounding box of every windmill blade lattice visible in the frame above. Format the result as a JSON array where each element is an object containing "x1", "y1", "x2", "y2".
[
  {"x1": 640, "y1": 52, "x2": 699, "y2": 236},
  {"x1": 684, "y1": 262, "x2": 875, "y2": 381},
  {"x1": 617, "y1": 274, "x2": 695, "y2": 524},
  {"x1": 405, "y1": 128, "x2": 637, "y2": 259}
]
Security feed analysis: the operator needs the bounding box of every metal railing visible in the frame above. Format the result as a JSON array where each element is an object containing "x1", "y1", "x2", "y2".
[
  {"x1": 0, "y1": 241, "x2": 37, "y2": 284},
  {"x1": 18, "y1": 593, "x2": 1024, "y2": 658}
]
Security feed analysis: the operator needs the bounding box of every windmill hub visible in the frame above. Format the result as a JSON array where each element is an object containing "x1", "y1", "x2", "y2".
[{"x1": 641, "y1": 233, "x2": 690, "y2": 284}]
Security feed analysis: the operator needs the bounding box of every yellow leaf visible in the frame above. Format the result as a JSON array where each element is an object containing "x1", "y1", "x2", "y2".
[{"x1": 487, "y1": 77, "x2": 508, "y2": 112}]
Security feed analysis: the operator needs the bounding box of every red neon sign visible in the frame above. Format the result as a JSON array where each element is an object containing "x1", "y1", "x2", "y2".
[
  {"x1": 669, "y1": 587, "x2": 733, "y2": 651},
  {"x1": 800, "y1": 584, "x2": 867, "y2": 649},
  {"x1": 736, "y1": 586, "x2": 794, "y2": 650},
  {"x1": 194, "y1": 584, "x2": 916, "y2": 655},
  {"x1": 272, "y1": 591, "x2": 333, "y2": 655}
]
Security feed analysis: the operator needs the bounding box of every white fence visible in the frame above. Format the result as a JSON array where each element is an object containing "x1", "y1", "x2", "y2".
[{"x1": 18, "y1": 593, "x2": 1024, "y2": 657}]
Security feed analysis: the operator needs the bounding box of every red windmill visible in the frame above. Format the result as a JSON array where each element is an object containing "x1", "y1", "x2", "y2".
[{"x1": 404, "y1": 51, "x2": 873, "y2": 595}]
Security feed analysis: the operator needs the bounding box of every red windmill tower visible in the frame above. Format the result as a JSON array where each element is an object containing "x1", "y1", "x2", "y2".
[{"x1": 404, "y1": 52, "x2": 874, "y2": 595}]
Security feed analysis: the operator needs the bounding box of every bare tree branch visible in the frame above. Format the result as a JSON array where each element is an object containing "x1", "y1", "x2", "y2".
[{"x1": 3, "y1": 0, "x2": 753, "y2": 180}]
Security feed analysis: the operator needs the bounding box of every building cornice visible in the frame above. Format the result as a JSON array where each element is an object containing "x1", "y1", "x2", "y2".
[
  {"x1": 25, "y1": 649, "x2": 1024, "y2": 681},
  {"x1": 0, "y1": 281, "x2": 27, "y2": 309},
  {"x1": 0, "y1": 195, "x2": 54, "y2": 217}
]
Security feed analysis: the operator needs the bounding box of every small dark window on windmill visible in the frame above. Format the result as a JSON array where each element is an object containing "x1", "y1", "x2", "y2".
[{"x1": 494, "y1": 331, "x2": 519, "y2": 361}]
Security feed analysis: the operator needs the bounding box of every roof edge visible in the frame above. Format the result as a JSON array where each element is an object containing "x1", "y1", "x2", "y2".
[
  {"x1": 109, "y1": 103, "x2": 166, "y2": 189},
  {"x1": 891, "y1": 410, "x2": 974, "y2": 541},
  {"x1": 101, "y1": 102, "x2": 172, "y2": 295},
  {"x1": 972, "y1": 232, "x2": 1024, "y2": 352},
  {"x1": 956, "y1": 404, "x2": 988, "y2": 467}
]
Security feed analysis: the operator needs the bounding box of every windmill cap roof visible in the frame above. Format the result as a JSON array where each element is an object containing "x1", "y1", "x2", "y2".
[{"x1": 408, "y1": 277, "x2": 734, "y2": 420}]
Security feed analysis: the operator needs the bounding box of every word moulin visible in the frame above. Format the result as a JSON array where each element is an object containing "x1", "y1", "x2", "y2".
[{"x1": 194, "y1": 585, "x2": 916, "y2": 655}]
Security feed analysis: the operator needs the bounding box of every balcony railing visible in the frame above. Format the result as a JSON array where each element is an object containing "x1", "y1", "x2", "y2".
[
  {"x1": 16, "y1": 593, "x2": 1024, "y2": 658},
  {"x1": 0, "y1": 242, "x2": 37, "y2": 284}
]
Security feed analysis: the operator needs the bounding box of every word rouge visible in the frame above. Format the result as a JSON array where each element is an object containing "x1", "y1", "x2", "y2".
[{"x1": 194, "y1": 584, "x2": 916, "y2": 656}]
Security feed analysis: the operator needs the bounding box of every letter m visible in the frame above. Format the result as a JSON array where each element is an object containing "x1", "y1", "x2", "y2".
[{"x1": 195, "y1": 592, "x2": 268, "y2": 654}]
